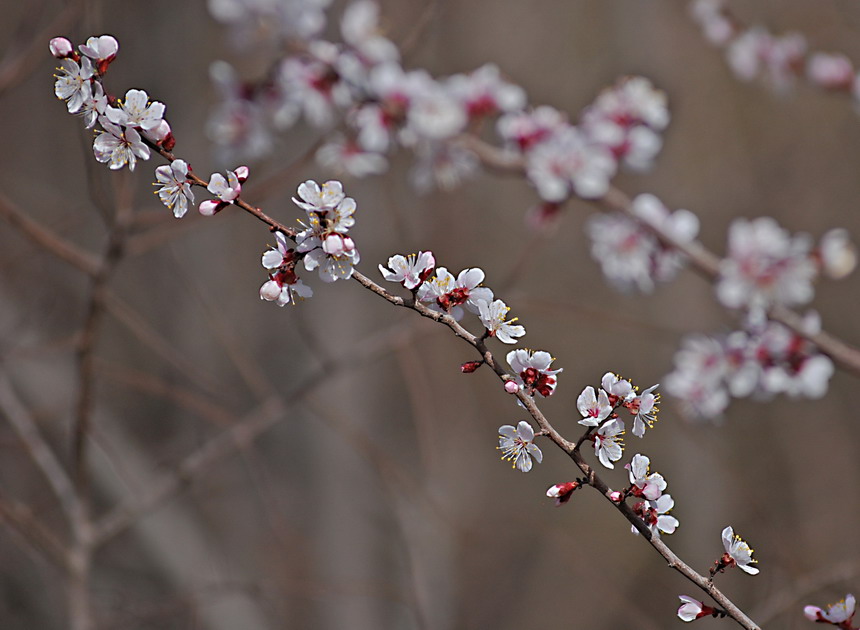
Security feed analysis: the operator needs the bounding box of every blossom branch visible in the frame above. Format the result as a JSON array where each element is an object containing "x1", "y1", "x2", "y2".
[{"x1": 461, "y1": 134, "x2": 860, "y2": 377}]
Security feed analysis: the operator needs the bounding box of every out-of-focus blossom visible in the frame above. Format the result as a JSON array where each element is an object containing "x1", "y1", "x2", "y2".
[
  {"x1": 526, "y1": 126, "x2": 616, "y2": 201},
  {"x1": 717, "y1": 217, "x2": 817, "y2": 318}
]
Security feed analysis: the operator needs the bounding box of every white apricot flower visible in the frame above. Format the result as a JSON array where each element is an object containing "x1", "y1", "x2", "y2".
[
  {"x1": 721, "y1": 526, "x2": 759, "y2": 575},
  {"x1": 154, "y1": 160, "x2": 195, "y2": 218},
  {"x1": 577, "y1": 385, "x2": 612, "y2": 426},
  {"x1": 477, "y1": 299, "x2": 525, "y2": 344},
  {"x1": 498, "y1": 420, "x2": 542, "y2": 473}
]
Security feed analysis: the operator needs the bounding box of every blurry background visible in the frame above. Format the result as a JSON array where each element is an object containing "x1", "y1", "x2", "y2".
[{"x1": 1, "y1": 1, "x2": 859, "y2": 628}]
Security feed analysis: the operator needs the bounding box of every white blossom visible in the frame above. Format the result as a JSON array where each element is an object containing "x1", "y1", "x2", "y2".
[
  {"x1": 506, "y1": 349, "x2": 562, "y2": 398},
  {"x1": 594, "y1": 418, "x2": 624, "y2": 469},
  {"x1": 721, "y1": 526, "x2": 759, "y2": 575},
  {"x1": 54, "y1": 57, "x2": 94, "y2": 113},
  {"x1": 154, "y1": 160, "x2": 195, "y2": 218},
  {"x1": 626, "y1": 454, "x2": 666, "y2": 501},
  {"x1": 498, "y1": 421, "x2": 542, "y2": 473},
  {"x1": 93, "y1": 116, "x2": 149, "y2": 171},
  {"x1": 79, "y1": 35, "x2": 119, "y2": 64},
  {"x1": 577, "y1": 386, "x2": 612, "y2": 427},
  {"x1": 717, "y1": 217, "x2": 817, "y2": 317},
  {"x1": 106, "y1": 88, "x2": 166, "y2": 131},
  {"x1": 379, "y1": 251, "x2": 436, "y2": 290},
  {"x1": 804, "y1": 594, "x2": 856, "y2": 625},
  {"x1": 476, "y1": 299, "x2": 526, "y2": 344}
]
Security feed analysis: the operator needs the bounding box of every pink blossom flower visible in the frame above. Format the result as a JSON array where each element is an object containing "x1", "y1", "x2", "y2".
[
  {"x1": 49, "y1": 37, "x2": 74, "y2": 59},
  {"x1": 807, "y1": 53, "x2": 854, "y2": 91}
]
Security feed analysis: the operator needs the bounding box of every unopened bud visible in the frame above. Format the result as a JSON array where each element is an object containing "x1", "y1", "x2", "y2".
[
  {"x1": 609, "y1": 491, "x2": 623, "y2": 503},
  {"x1": 460, "y1": 360, "x2": 483, "y2": 373},
  {"x1": 234, "y1": 165, "x2": 250, "y2": 182},
  {"x1": 504, "y1": 380, "x2": 520, "y2": 394},
  {"x1": 546, "y1": 481, "x2": 581, "y2": 506},
  {"x1": 260, "y1": 279, "x2": 281, "y2": 301},
  {"x1": 199, "y1": 199, "x2": 222, "y2": 216},
  {"x1": 49, "y1": 37, "x2": 74, "y2": 58}
]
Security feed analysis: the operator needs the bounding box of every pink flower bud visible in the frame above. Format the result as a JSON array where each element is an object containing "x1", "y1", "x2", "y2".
[
  {"x1": 322, "y1": 234, "x2": 346, "y2": 256},
  {"x1": 504, "y1": 380, "x2": 520, "y2": 394},
  {"x1": 609, "y1": 491, "x2": 623, "y2": 503},
  {"x1": 260, "y1": 279, "x2": 281, "y2": 301},
  {"x1": 546, "y1": 481, "x2": 581, "y2": 506},
  {"x1": 460, "y1": 360, "x2": 483, "y2": 373},
  {"x1": 49, "y1": 37, "x2": 73, "y2": 58},
  {"x1": 199, "y1": 199, "x2": 222, "y2": 216},
  {"x1": 807, "y1": 52, "x2": 854, "y2": 90},
  {"x1": 234, "y1": 165, "x2": 250, "y2": 182},
  {"x1": 144, "y1": 119, "x2": 172, "y2": 143}
]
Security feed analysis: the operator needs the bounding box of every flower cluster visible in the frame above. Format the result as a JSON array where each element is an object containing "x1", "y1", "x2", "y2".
[
  {"x1": 259, "y1": 179, "x2": 361, "y2": 306},
  {"x1": 665, "y1": 312, "x2": 834, "y2": 420},
  {"x1": 52, "y1": 35, "x2": 175, "y2": 172},
  {"x1": 587, "y1": 193, "x2": 700, "y2": 292},
  {"x1": 717, "y1": 218, "x2": 856, "y2": 321},
  {"x1": 379, "y1": 252, "x2": 527, "y2": 345},
  {"x1": 205, "y1": 2, "x2": 669, "y2": 206},
  {"x1": 626, "y1": 454, "x2": 678, "y2": 537},
  {"x1": 578, "y1": 372, "x2": 660, "y2": 445},
  {"x1": 691, "y1": 0, "x2": 860, "y2": 97}
]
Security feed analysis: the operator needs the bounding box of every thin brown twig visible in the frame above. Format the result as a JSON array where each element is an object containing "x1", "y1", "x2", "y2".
[
  {"x1": 0, "y1": 192, "x2": 100, "y2": 276},
  {"x1": 0, "y1": 0, "x2": 84, "y2": 99},
  {"x1": 0, "y1": 370, "x2": 81, "y2": 527},
  {"x1": 0, "y1": 492, "x2": 69, "y2": 571}
]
